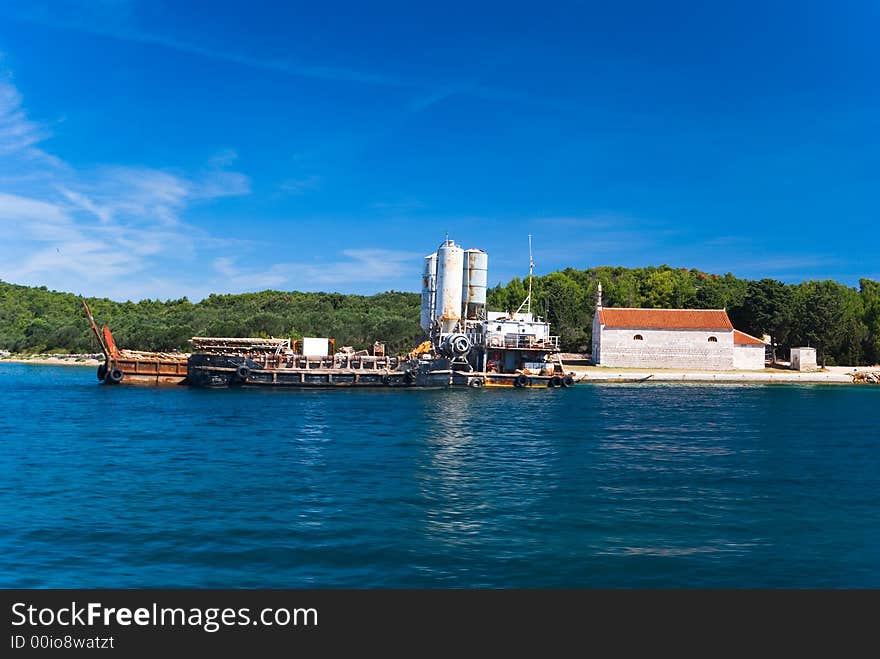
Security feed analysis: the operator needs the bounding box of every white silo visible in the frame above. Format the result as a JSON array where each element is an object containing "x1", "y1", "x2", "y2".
[
  {"x1": 462, "y1": 248, "x2": 488, "y2": 319},
  {"x1": 435, "y1": 239, "x2": 464, "y2": 333},
  {"x1": 420, "y1": 252, "x2": 437, "y2": 332}
]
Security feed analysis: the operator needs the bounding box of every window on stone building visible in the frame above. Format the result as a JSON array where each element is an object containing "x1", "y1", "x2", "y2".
[
  {"x1": 633, "y1": 334, "x2": 643, "y2": 341},
  {"x1": 708, "y1": 336, "x2": 718, "y2": 342}
]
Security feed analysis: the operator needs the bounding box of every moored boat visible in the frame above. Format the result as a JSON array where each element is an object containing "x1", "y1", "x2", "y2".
[
  {"x1": 413, "y1": 235, "x2": 576, "y2": 388},
  {"x1": 82, "y1": 299, "x2": 188, "y2": 385},
  {"x1": 82, "y1": 235, "x2": 582, "y2": 390},
  {"x1": 185, "y1": 337, "x2": 441, "y2": 388}
]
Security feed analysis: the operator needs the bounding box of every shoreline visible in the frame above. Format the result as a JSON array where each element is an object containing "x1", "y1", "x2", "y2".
[
  {"x1": 566, "y1": 364, "x2": 877, "y2": 384},
  {"x1": 2, "y1": 356, "x2": 878, "y2": 385},
  {"x1": 1, "y1": 357, "x2": 102, "y2": 367}
]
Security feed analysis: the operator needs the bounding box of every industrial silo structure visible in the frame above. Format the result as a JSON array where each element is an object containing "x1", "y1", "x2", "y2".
[
  {"x1": 462, "y1": 248, "x2": 488, "y2": 320},
  {"x1": 420, "y1": 252, "x2": 438, "y2": 332},
  {"x1": 435, "y1": 239, "x2": 464, "y2": 334}
]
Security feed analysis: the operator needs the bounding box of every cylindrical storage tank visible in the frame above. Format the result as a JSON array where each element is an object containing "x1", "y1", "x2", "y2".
[
  {"x1": 462, "y1": 248, "x2": 488, "y2": 320},
  {"x1": 435, "y1": 239, "x2": 464, "y2": 333},
  {"x1": 420, "y1": 253, "x2": 437, "y2": 332}
]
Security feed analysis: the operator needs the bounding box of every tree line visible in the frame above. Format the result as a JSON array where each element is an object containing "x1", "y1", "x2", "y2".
[
  {"x1": 0, "y1": 283, "x2": 422, "y2": 357},
  {"x1": 2, "y1": 266, "x2": 879, "y2": 365}
]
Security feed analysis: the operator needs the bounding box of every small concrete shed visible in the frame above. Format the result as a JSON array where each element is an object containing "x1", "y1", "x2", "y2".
[{"x1": 790, "y1": 347, "x2": 818, "y2": 371}]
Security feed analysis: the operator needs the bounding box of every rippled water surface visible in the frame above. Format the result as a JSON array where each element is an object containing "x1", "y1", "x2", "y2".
[{"x1": 1, "y1": 363, "x2": 878, "y2": 587}]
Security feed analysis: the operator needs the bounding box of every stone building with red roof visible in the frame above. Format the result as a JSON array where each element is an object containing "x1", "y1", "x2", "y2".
[{"x1": 591, "y1": 285, "x2": 766, "y2": 370}]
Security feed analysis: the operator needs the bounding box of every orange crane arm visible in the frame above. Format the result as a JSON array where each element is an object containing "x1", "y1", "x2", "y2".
[{"x1": 81, "y1": 298, "x2": 109, "y2": 358}]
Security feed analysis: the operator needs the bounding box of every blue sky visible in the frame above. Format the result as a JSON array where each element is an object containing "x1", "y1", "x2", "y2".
[{"x1": 0, "y1": 0, "x2": 876, "y2": 301}]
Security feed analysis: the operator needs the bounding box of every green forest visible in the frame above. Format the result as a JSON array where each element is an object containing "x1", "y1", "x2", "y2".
[
  {"x1": 0, "y1": 284, "x2": 422, "y2": 357},
  {"x1": 2, "y1": 266, "x2": 879, "y2": 365}
]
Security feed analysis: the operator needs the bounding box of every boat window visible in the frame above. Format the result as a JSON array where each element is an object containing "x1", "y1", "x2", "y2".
[
  {"x1": 633, "y1": 334, "x2": 643, "y2": 341},
  {"x1": 708, "y1": 336, "x2": 718, "y2": 343}
]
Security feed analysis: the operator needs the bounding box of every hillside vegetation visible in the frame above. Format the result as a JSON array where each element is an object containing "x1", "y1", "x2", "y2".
[
  {"x1": 2, "y1": 266, "x2": 879, "y2": 365},
  {"x1": 0, "y1": 284, "x2": 422, "y2": 357}
]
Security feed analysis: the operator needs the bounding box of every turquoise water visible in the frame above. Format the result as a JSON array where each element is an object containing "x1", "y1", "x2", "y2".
[{"x1": 1, "y1": 362, "x2": 878, "y2": 588}]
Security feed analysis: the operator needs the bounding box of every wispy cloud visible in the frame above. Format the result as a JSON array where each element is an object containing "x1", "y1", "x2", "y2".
[
  {"x1": 0, "y1": 66, "x2": 422, "y2": 299},
  {"x1": 7, "y1": 3, "x2": 411, "y2": 89},
  {"x1": 407, "y1": 83, "x2": 472, "y2": 113},
  {"x1": 0, "y1": 191, "x2": 72, "y2": 233},
  {"x1": 53, "y1": 162, "x2": 251, "y2": 228},
  {"x1": 0, "y1": 174, "x2": 242, "y2": 299},
  {"x1": 0, "y1": 190, "x2": 138, "y2": 283},
  {"x1": 0, "y1": 73, "x2": 62, "y2": 166},
  {"x1": 536, "y1": 215, "x2": 629, "y2": 229},
  {"x1": 56, "y1": 186, "x2": 113, "y2": 224},
  {"x1": 372, "y1": 198, "x2": 426, "y2": 213},
  {"x1": 212, "y1": 257, "x2": 289, "y2": 291},
  {"x1": 279, "y1": 175, "x2": 322, "y2": 196},
  {"x1": 0, "y1": 68, "x2": 254, "y2": 299},
  {"x1": 134, "y1": 33, "x2": 407, "y2": 87},
  {"x1": 309, "y1": 249, "x2": 422, "y2": 286},
  {"x1": 5, "y1": 2, "x2": 558, "y2": 119},
  {"x1": 212, "y1": 249, "x2": 421, "y2": 293},
  {"x1": 207, "y1": 148, "x2": 239, "y2": 168}
]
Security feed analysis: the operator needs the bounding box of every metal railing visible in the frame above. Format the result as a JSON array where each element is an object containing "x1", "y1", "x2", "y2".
[{"x1": 487, "y1": 333, "x2": 560, "y2": 350}]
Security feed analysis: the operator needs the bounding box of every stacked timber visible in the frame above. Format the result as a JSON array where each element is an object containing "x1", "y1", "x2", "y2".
[{"x1": 190, "y1": 337, "x2": 290, "y2": 355}]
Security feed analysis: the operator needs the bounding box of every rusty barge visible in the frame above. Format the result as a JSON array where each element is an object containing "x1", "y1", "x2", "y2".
[
  {"x1": 184, "y1": 236, "x2": 575, "y2": 389},
  {"x1": 83, "y1": 300, "x2": 188, "y2": 385},
  {"x1": 185, "y1": 337, "x2": 453, "y2": 388},
  {"x1": 84, "y1": 236, "x2": 578, "y2": 389}
]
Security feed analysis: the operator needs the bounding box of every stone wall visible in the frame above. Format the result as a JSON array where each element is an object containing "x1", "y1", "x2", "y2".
[
  {"x1": 595, "y1": 327, "x2": 735, "y2": 370},
  {"x1": 733, "y1": 344, "x2": 764, "y2": 370}
]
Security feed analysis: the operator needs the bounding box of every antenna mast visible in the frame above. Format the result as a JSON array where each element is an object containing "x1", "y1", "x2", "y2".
[
  {"x1": 527, "y1": 234, "x2": 533, "y2": 315},
  {"x1": 515, "y1": 234, "x2": 535, "y2": 316}
]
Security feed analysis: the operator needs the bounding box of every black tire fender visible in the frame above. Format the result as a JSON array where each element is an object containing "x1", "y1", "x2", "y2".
[
  {"x1": 97, "y1": 363, "x2": 107, "y2": 381},
  {"x1": 562, "y1": 374, "x2": 574, "y2": 387},
  {"x1": 106, "y1": 367, "x2": 124, "y2": 384},
  {"x1": 514, "y1": 373, "x2": 528, "y2": 388},
  {"x1": 236, "y1": 365, "x2": 251, "y2": 381},
  {"x1": 549, "y1": 375, "x2": 562, "y2": 388},
  {"x1": 470, "y1": 377, "x2": 484, "y2": 388}
]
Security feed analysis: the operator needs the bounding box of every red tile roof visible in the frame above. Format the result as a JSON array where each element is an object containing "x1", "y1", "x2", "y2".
[
  {"x1": 733, "y1": 329, "x2": 766, "y2": 345},
  {"x1": 597, "y1": 308, "x2": 734, "y2": 330}
]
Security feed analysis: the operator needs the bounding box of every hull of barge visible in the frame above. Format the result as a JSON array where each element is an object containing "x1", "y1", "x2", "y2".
[
  {"x1": 187, "y1": 355, "x2": 579, "y2": 390},
  {"x1": 99, "y1": 354, "x2": 188, "y2": 386},
  {"x1": 479, "y1": 372, "x2": 575, "y2": 388},
  {"x1": 187, "y1": 354, "x2": 453, "y2": 388}
]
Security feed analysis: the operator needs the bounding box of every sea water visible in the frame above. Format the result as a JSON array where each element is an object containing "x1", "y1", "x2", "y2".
[{"x1": 1, "y1": 362, "x2": 878, "y2": 587}]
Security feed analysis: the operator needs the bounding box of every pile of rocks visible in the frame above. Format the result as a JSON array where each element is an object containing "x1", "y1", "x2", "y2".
[{"x1": 852, "y1": 371, "x2": 880, "y2": 384}]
